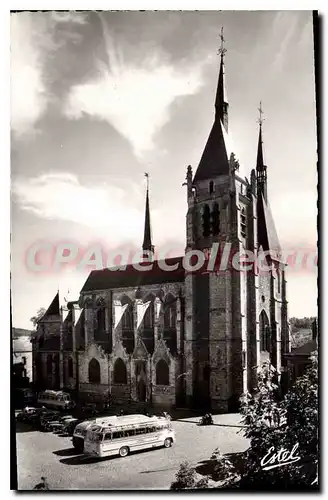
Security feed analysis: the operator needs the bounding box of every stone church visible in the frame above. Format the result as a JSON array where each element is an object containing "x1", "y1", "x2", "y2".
[{"x1": 32, "y1": 40, "x2": 290, "y2": 412}]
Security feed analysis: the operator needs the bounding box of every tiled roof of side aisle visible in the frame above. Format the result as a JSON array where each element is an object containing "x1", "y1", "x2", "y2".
[{"x1": 81, "y1": 256, "x2": 185, "y2": 292}]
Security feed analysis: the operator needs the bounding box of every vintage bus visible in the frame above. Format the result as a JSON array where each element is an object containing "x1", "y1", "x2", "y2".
[
  {"x1": 84, "y1": 414, "x2": 175, "y2": 458},
  {"x1": 37, "y1": 390, "x2": 75, "y2": 410},
  {"x1": 72, "y1": 416, "x2": 120, "y2": 452}
]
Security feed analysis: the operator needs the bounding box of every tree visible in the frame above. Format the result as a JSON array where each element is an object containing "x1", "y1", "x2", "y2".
[
  {"x1": 30, "y1": 308, "x2": 46, "y2": 328},
  {"x1": 171, "y1": 354, "x2": 318, "y2": 490},
  {"x1": 238, "y1": 355, "x2": 318, "y2": 488},
  {"x1": 170, "y1": 462, "x2": 209, "y2": 490}
]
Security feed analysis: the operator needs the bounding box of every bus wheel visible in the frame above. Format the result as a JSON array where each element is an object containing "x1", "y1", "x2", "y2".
[
  {"x1": 119, "y1": 446, "x2": 129, "y2": 458},
  {"x1": 164, "y1": 438, "x2": 172, "y2": 448}
]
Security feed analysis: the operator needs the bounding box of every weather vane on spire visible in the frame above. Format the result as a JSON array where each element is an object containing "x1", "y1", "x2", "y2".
[
  {"x1": 257, "y1": 101, "x2": 265, "y2": 126},
  {"x1": 218, "y1": 26, "x2": 227, "y2": 58},
  {"x1": 144, "y1": 172, "x2": 149, "y2": 190}
]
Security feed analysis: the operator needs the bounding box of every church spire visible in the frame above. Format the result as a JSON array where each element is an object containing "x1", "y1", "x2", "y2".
[
  {"x1": 256, "y1": 102, "x2": 267, "y2": 201},
  {"x1": 215, "y1": 27, "x2": 229, "y2": 132},
  {"x1": 193, "y1": 28, "x2": 231, "y2": 183},
  {"x1": 142, "y1": 173, "x2": 154, "y2": 259}
]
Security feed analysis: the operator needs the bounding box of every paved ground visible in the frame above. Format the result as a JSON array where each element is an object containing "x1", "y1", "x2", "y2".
[{"x1": 15, "y1": 413, "x2": 249, "y2": 490}]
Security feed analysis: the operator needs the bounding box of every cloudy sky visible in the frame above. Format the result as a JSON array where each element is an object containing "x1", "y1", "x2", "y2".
[{"x1": 11, "y1": 10, "x2": 317, "y2": 329}]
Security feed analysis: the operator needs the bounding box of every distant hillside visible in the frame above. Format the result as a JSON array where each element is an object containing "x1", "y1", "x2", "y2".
[
  {"x1": 290, "y1": 328, "x2": 313, "y2": 349},
  {"x1": 12, "y1": 327, "x2": 34, "y2": 339}
]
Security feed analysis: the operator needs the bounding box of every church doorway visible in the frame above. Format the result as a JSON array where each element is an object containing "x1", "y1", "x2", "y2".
[
  {"x1": 135, "y1": 361, "x2": 147, "y2": 403},
  {"x1": 137, "y1": 379, "x2": 146, "y2": 402}
]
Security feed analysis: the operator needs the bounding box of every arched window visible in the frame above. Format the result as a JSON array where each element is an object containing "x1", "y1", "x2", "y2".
[
  {"x1": 143, "y1": 296, "x2": 154, "y2": 329},
  {"x1": 46, "y1": 354, "x2": 52, "y2": 375},
  {"x1": 113, "y1": 358, "x2": 127, "y2": 384},
  {"x1": 88, "y1": 358, "x2": 101, "y2": 384},
  {"x1": 96, "y1": 307, "x2": 106, "y2": 333},
  {"x1": 209, "y1": 181, "x2": 214, "y2": 194},
  {"x1": 156, "y1": 359, "x2": 170, "y2": 385},
  {"x1": 211, "y1": 202, "x2": 220, "y2": 236},
  {"x1": 202, "y1": 204, "x2": 211, "y2": 238},
  {"x1": 259, "y1": 310, "x2": 270, "y2": 352},
  {"x1": 277, "y1": 270, "x2": 281, "y2": 294},
  {"x1": 164, "y1": 294, "x2": 177, "y2": 329},
  {"x1": 68, "y1": 357, "x2": 73, "y2": 378},
  {"x1": 240, "y1": 208, "x2": 247, "y2": 238}
]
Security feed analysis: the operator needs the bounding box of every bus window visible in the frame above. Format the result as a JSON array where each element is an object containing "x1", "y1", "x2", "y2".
[
  {"x1": 104, "y1": 433, "x2": 112, "y2": 441},
  {"x1": 136, "y1": 427, "x2": 146, "y2": 435},
  {"x1": 124, "y1": 429, "x2": 135, "y2": 437},
  {"x1": 112, "y1": 431, "x2": 124, "y2": 440}
]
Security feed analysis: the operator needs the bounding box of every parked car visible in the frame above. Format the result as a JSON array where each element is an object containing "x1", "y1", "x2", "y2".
[
  {"x1": 40, "y1": 411, "x2": 61, "y2": 430},
  {"x1": 46, "y1": 415, "x2": 74, "y2": 432},
  {"x1": 64, "y1": 418, "x2": 81, "y2": 436}
]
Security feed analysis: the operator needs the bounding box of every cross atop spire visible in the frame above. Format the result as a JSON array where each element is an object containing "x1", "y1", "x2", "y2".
[
  {"x1": 218, "y1": 26, "x2": 227, "y2": 59},
  {"x1": 214, "y1": 27, "x2": 229, "y2": 132},
  {"x1": 257, "y1": 101, "x2": 265, "y2": 127},
  {"x1": 144, "y1": 172, "x2": 149, "y2": 190}
]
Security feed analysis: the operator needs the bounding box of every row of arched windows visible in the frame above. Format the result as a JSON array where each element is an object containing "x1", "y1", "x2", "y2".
[
  {"x1": 202, "y1": 203, "x2": 220, "y2": 238},
  {"x1": 87, "y1": 357, "x2": 170, "y2": 386},
  {"x1": 93, "y1": 294, "x2": 178, "y2": 332}
]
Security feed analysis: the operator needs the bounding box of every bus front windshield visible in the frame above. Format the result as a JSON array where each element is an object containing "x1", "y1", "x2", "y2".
[{"x1": 87, "y1": 427, "x2": 103, "y2": 443}]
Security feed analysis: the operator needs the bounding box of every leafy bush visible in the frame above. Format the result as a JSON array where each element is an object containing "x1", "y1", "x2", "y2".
[{"x1": 170, "y1": 461, "x2": 209, "y2": 490}]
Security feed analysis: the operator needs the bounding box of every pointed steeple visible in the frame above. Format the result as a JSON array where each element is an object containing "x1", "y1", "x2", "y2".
[
  {"x1": 193, "y1": 28, "x2": 230, "y2": 183},
  {"x1": 215, "y1": 27, "x2": 228, "y2": 132},
  {"x1": 256, "y1": 124, "x2": 264, "y2": 170},
  {"x1": 44, "y1": 292, "x2": 60, "y2": 317},
  {"x1": 256, "y1": 102, "x2": 267, "y2": 202},
  {"x1": 142, "y1": 173, "x2": 154, "y2": 258}
]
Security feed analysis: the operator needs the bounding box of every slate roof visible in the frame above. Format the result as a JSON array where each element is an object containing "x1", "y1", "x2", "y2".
[
  {"x1": 193, "y1": 118, "x2": 230, "y2": 183},
  {"x1": 257, "y1": 193, "x2": 282, "y2": 260},
  {"x1": 81, "y1": 257, "x2": 185, "y2": 293},
  {"x1": 43, "y1": 292, "x2": 60, "y2": 318}
]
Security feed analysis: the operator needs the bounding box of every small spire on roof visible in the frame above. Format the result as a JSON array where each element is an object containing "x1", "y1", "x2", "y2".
[{"x1": 142, "y1": 173, "x2": 154, "y2": 259}]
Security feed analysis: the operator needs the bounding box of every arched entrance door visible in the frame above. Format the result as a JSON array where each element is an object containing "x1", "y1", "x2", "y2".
[
  {"x1": 135, "y1": 361, "x2": 147, "y2": 402},
  {"x1": 137, "y1": 378, "x2": 146, "y2": 402}
]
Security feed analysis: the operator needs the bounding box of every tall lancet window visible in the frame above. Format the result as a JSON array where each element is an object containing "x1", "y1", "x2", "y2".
[
  {"x1": 211, "y1": 203, "x2": 220, "y2": 236},
  {"x1": 202, "y1": 204, "x2": 211, "y2": 238},
  {"x1": 240, "y1": 208, "x2": 247, "y2": 239},
  {"x1": 95, "y1": 307, "x2": 106, "y2": 341},
  {"x1": 259, "y1": 310, "x2": 270, "y2": 352}
]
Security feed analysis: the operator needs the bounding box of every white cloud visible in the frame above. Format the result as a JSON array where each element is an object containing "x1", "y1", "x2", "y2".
[
  {"x1": 270, "y1": 12, "x2": 299, "y2": 73},
  {"x1": 12, "y1": 172, "x2": 146, "y2": 244},
  {"x1": 10, "y1": 12, "x2": 88, "y2": 137},
  {"x1": 64, "y1": 16, "x2": 205, "y2": 159},
  {"x1": 10, "y1": 13, "x2": 48, "y2": 137}
]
